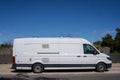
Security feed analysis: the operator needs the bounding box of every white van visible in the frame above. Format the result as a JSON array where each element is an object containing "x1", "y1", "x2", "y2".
[{"x1": 12, "y1": 37, "x2": 112, "y2": 73}]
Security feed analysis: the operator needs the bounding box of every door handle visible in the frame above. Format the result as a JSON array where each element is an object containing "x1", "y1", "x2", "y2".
[
  {"x1": 77, "y1": 56, "x2": 81, "y2": 57},
  {"x1": 83, "y1": 56, "x2": 87, "y2": 57}
]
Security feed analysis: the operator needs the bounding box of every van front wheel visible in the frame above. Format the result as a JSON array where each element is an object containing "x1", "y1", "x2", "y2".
[
  {"x1": 32, "y1": 63, "x2": 44, "y2": 73},
  {"x1": 96, "y1": 63, "x2": 106, "y2": 72}
]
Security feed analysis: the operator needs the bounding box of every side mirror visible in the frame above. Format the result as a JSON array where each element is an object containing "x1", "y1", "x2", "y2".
[{"x1": 93, "y1": 51, "x2": 99, "y2": 55}]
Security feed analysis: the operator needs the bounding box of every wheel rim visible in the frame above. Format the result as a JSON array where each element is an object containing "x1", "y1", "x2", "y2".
[
  {"x1": 34, "y1": 65, "x2": 41, "y2": 72},
  {"x1": 98, "y1": 64, "x2": 105, "y2": 71}
]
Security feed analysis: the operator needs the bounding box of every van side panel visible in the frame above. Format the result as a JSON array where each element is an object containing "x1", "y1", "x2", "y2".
[
  {"x1": 59, "y1": 43, "x2": 83, "y2": 64},
  {"x1": 16, "y1": 43, "x2": 59, "y2": 64}
]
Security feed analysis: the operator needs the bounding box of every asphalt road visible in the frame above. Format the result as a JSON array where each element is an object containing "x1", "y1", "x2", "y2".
[
  {"x1": 0, "y1": 73, "x2": 120, "y2": 80},
  {"x1": 0, "y1": 63, "x2": 120, "y2": 80}
]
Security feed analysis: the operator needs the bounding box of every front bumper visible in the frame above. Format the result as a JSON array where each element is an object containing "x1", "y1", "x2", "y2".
[{"x1": 106, "y1": 63, "x2": 112, "y2": 68}]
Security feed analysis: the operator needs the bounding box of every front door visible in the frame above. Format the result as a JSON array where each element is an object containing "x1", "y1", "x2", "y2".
[{"x1": 82, "y1": 44, "x2": 99, "y2": 67}]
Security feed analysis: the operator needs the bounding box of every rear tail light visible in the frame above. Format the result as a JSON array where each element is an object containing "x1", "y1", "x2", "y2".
[{"x1": 12, "y1": 56, "x2": 15, "y2": 63}]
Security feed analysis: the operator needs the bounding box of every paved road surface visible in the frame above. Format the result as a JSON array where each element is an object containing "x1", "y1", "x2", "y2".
[{"x1": 0, "y1": 73, "x2": 120, "y2": 80}]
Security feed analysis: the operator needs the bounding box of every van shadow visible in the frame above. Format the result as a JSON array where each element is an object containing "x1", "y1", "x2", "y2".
[
  {"x1": 12, "y1": 70, "x2": 32, "y2": 73},
  {"x1": 11, "y1": 69, "x2": 104, "y2": 73}
]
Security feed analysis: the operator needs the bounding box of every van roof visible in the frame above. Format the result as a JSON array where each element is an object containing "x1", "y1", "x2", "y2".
[{"x1": 14, "y1": 37, "x2": 91, "y2": 44}]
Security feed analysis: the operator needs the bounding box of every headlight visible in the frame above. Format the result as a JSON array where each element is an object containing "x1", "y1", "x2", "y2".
[{"x1": 107, "y1": 57, "x2": 111, "y2": 61}]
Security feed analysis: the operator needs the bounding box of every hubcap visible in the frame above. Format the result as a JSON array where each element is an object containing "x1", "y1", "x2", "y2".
[
  {"x1": 35, "y1": 65, "x2": 41, "y2": 72},
  {"x1": 99, "y1": 65, "x2": 104, "y2": 71}
]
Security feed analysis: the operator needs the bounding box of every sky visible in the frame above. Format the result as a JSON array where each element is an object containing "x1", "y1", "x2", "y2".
[{"x1": 0, "y1": 0, "x2": 120, "y2": 43}]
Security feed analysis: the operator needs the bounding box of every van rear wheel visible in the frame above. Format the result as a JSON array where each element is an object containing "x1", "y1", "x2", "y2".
[
  {"x1": 96, "y1": 63, "x2": 106, "y2": 72},
  {"x1": 32, "y1": 63, "x2": 44, "y2": 73}
]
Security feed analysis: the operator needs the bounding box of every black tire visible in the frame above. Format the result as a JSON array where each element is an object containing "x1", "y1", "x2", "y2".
[
  {"x1": 32, "y1": 63, "x2": 44, "y2": 73},
  {"x1": 96, "y1": 63, "x2": 106, "y2": 72}
]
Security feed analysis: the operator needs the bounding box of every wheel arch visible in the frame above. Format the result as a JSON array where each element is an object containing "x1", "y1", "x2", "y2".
[
  {"x1": 32, "y1": 62, "x2": 44, "y2": 69},
  {"x1": 96, "y1": 62, "x2": 107, "y2": 67},
  {"x1": 96, "y1": 60, "x2": 107, "y2": 66}
]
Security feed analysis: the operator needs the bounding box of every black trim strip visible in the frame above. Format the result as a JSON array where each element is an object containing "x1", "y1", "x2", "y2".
[
  {"x1": 14, "y1": 64, "x2": 96, "y2": 68},
  {"x1": 44, "y1": 64, "x2": 96, "y2": 67},
  {"x1": 37, "y1": 52, "x2": 59, "y2": 54},
  {"x1": 16, "y1": 64, "x2": 32, "y2": 67}
]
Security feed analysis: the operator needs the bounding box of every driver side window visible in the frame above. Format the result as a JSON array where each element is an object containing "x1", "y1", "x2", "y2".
[{"x1": 83, "y1": 44, "x2": 98, "y2": 54}]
